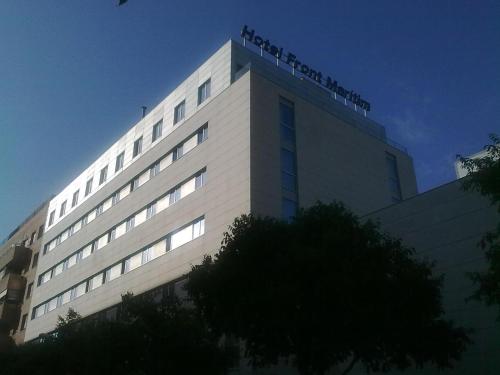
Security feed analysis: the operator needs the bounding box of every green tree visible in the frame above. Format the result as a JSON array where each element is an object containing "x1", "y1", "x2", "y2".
[
  {"x1": 458, "y1": 134, "x2": 500, "y2": 316},
  {"x1": 187, "y1": 202, "x2": 470, "y2": 375},
  {"x1": 0, "y1": 293, "x2": 236, "y2": 375}
]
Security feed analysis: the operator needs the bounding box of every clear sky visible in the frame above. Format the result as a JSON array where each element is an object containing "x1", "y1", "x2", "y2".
[{"x1": 0, "y1": 0, "x2": 499, "y2": 241}]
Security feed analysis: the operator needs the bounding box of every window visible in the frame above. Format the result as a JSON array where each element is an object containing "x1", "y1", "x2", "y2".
[
  {"x1": 71, "y1": 282, "x2": 87, "y2": 300},
  {"x1": 81, "y1": 215, "x2": 88, "y2": 226},
  {"x1": 169, "y1": 188, "x2": 181, "y2": 205},
  {"x1": 146, "y1": 203, "x2": 156, "y2": 220},
  {"x1": 126, "y1": 217, "x2": 135, "y2": 232},
  {"x1": 198, "y1": 78, "x2": 211, "y2": 105},
  {"x1": 54, "y1": 262, "x2": 64, "y2": 276},
  {"x1": 26, "y1": 283, "x2": 33, "y2": 299},
  {"x1": 106, "y1": 263, "x2": 122, "y2": 282},
  {"x1": 386, "y1": 152, "x2": 402, "y2": 203},
  {"x1": 20, "y1": 314, "x2": 28, "y2": 331},
  {"x1": 99, "y1": 166, "x2": 108, "y2": 185},
  {"x1": 72, "y1": 190, "x2": 79, "y2": 208},
  {"x1": 111, "y1": 192, "x2": 120, "y2": 206},
  {"x1": 172, "y1": 145, "x2": 183, "y2": 161},
  {"x1": 37, "y1": 224, "x2": 44, "y2": 239},
  {"x1": 30, "y1": 231, "x2": 36, "y2": 245},
  {"x1": 280, "y1": 98, "x2": 295, "y2": 144},
  {"x1": 48, "y1": 210, "x2": 55, "y2": 226},
  {"x1": 150, "y1": 162, "x2": 160, "y2": 178},
  {"x1": 59, "y1": 200, "x2": 67, "y2": 217},
  {"x1": 133, "y1": 137, "x2": 143, "y2": 158},
  {"x1": 282, "y1": 198, "x2": 298, "y2": 222},
  {"x1": 174, "y1": 100, "x2": 185, "y2": 125},
  {"x1": 115, "y1": 152, "x2": 125, "y2": 172},
  {"x1": 152, "y1": 120, "x2": 163, "y2": 142},
  {"x1": 195, "y1": 170, "x2": 206, "y2": 188},
  {"x1": 197, "y1": 126, "x2": 208, "y2": 143},
  {"x1": 109, "y1": 228, "x2": 116, "y2": 242},
  {"x1": 85, "y1": 178, "x2": 93, "y2": 196},
  {"x1": 95, "y1": 204, "x2": 103, "y2": 217},
  {"x1": 32, "y1": 252, "x2": 39, "y2": 268},
  {"x1": 281, "y1": 148, "x2": 297, "y2": 193},
  {"x1": 124, "y1": 253, "x2": 142, "y2": 273}
]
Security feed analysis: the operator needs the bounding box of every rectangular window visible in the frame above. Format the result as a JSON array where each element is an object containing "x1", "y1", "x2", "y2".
[
  {"x1": 54, "y1": 262, "x2": 64, "y2": 276},
  {"x1": 66, "y1": 254, "x2": 78, "y2": 269},
  {"x1": 72, "y1": 190, "x2": 79, "y2": 208},
  {"x1": 282, "y1": 198, "x2": 298, "y2": 222},
  {"x1": 386, "y1": 152, "x2": 402, "y2": 203},
  {"x1": 115, "y1": 152, "x2": 125, "y2": 172},
  {"x1": 126, "y1": 216, "x2": 135, "y2": 232},
  {"x1": 106, "y1": 263, "x2": 122, "y2": 282},
  {"x1": 89, "y1": 273, "x2": 104, "y2": 291},
  {"x1": 71, "y1": 282, "x2": 87, "y2": 300},
  {"x1": 85, "y1": 178, "x2": 93, "y2": 196},
  {"x1": 95, "y1": 204, "x2": 103, "y2": 217},
  {"x1": 26, "y1": 283, "x2": 33, "y2": 299},
  {"x1": 152, "y1": 120, "x2": 163, "y2": 142},
  {"x1": 30, "y1": 231, "x2": 36, "y2": 245},
  {"x1": 48, "y1": 210, "x2": 55, "y2": 226},
  {"x1": 81, "y1": 215, "x2": 88, "y2": 226},
  {"x1": 133, "y1": 136, "x2": 143, "y2": 158},
  {"x1": 169, "y1": 188, "x2": 181, "y2": 205},
  {"x1": 59, "y1": 200, "x2": 67, "y2": 217},
  {"x1": 124, "y1": 253, "x2": 142, "y2": 273},
  {"x1": 198, "y1": 78, "x2": 211, "y2": 105},
  {"x1": 146, "y1": 203, "x2": 157, "y2": 220},
  {"x1": 132, "y1": 137, "x2": 142, "y2": 158},
  {"x1": 172, "y1": 145, "x2": 183, "y2": 161},
  {"x1": 37, "y1": 224, "x2": 44, "y2": 239},
  {"x1": 174, "y1": 100, "x2": 185, "y2": 125},
  {"x1": 149, "y1": 162, "x2": 160, "y2": 178},
  {"x1": 99, "y1": 166, "x2": 108, "y2": 185},
  {"x1": 112, "y1": 191, "x2": 120, "y2": 206},
  {"x1": 281, "y1": 148, "x2": 297, "y2": 193},
  {"x1": 109, "y1": 228, "x2": 116, "y2": 242},
  {"x1": 20, "y1": 314, "x2": 28, "y2": 331},
  {"x1": 131, "y1": 177, "x2": 139, "y2": 192},
  {"x1": 32, "y1": 252, "x2": 39, "y2": 268},
  {"x1": 195, "y1": 170, "x2": 206, "y2": 189},
  {"x1": 197, "y1": 125, "x2": 208, "y2": 144}
]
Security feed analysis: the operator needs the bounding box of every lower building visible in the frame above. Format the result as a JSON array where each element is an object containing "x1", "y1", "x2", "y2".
[
  {"x1": 0, "y1": 200, "x2": 49, "y2": 347},
  {"x1": 363, "y1": 179, "x2": 499, "y2": 374}
]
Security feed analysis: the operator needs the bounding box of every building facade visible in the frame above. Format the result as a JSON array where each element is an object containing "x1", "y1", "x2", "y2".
[
  {"x1": 0, "y1": 200, "x2": 49, "y2": 346},
  {"x1": 25, "y1": 40, "x2": 417, "y2": 341}
]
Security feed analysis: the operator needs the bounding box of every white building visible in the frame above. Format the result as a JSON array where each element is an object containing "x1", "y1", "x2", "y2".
[{"x1": 25, "y1": 39, "x2": 417, "y2": 341}]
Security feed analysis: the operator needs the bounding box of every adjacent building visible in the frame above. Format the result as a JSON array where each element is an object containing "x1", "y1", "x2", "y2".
[
  {"x1": 0, "y1": 200, "x2": 49, "y2": 347},
  {"x1": 24, "y1": 39, "x2": 417, "y2": 341}
]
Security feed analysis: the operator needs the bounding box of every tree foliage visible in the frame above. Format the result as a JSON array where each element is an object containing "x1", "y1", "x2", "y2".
[
  {"x1": 0, "y1": 293, "x2": 236, "y2": 375},
  {"x1": 187, "y1": 202, "x2": 470, "y2": 375},
  {"x1": 458, "y1": 134, "x2": 500, "y2": 316}
]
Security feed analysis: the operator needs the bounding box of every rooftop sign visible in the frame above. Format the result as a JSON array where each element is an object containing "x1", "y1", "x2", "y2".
[{"x1": 241, "y1": 25, "x2": 371, "y2": 112}]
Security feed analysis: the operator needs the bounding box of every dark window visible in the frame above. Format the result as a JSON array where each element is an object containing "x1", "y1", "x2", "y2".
[
  {"x1": 152, "y1": 120, "x2": 163, "y2": 142},
  {"x1": 32, "y1": 252, "x2": 39, "y2": 268},
  {"x1": 282, "y1": 198, "x2": 298, "y2": 222},
  {"x1": 133, "y1": 137, "x2": 143, "y2": 158},
  {"x1": 59, "y1": 201, "x2": 67, "y2": 217},
  {"x1": 26, "y1": 283, "x2": 33, "y2": 299},
  {"x1": 48, "y1": 210, "x2": 55, "y2": 226},
  {"x1": 198, "y1": 79, "x2": 211, "y2": 105},
  {"x1": 386, "y1": 152, "x2": 402, "y2": 202},
  {"x1": 37, "y1": 224, "x2": 44, "y2": 239},
  {"x1": 174, "y1": 100, "x2": 185, "y2": 124},
  {"x1": 197, "y1": 125, "x2": 208, "y2": 144},
  {"x1": 72, "y1": 190, "x2": 79, "y2": 208},
  {"x1": 115, "y1": 152, "x2": 125, "y2": 172},
  {"x1": 149, "y1": 162, "x2": 160, "y2": 178},
  {"x1": 96, "y1": 204, "x2": 104, "y2": 217},
  {"x1": 99, "y1": 166, "x2": 108, "y2": 185},
  {"x1": 85, "y1": 178, "x2": 93, "y2": 196},
  {"x1": 20, "y1": 314, "x2": 28, "y2": 331},
  {"x1": 172, "y1": 145, "x2": 183, "y2": 161},
  {"x1": 30, "y1": 231, "x2": 36, "y2": 245}
]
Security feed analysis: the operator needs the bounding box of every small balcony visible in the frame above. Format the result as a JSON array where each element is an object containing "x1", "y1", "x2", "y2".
[
  {"x1": 0, "y1": 244, "x2": 32, "y2": 273},
  {"x1": 0, "y1": 274, "x2": 27, "y2": 304}
]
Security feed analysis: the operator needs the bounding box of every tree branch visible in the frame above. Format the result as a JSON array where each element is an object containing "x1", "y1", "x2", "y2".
[{"x1": 341, "y1": 355, "x2": 359, "y2": 375}]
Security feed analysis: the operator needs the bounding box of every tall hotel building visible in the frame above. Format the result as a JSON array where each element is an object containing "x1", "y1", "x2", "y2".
[{"x1": 25, "y1": 39, "x2": 417, "y2": 340}]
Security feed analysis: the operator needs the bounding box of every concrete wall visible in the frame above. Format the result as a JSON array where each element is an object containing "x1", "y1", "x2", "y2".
[{"x1": 364, "y1": 180, "x2": 499, "y2": 374}]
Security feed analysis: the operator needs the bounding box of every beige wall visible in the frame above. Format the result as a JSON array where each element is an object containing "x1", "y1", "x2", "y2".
[{"x1": 250, "y1": 70, "x2": 417, "y2": 218}]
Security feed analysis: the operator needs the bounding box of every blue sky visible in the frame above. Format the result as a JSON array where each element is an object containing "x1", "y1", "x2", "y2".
[{"x1": 0, "y1": 0, "x2": 499, "y2": 240}]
